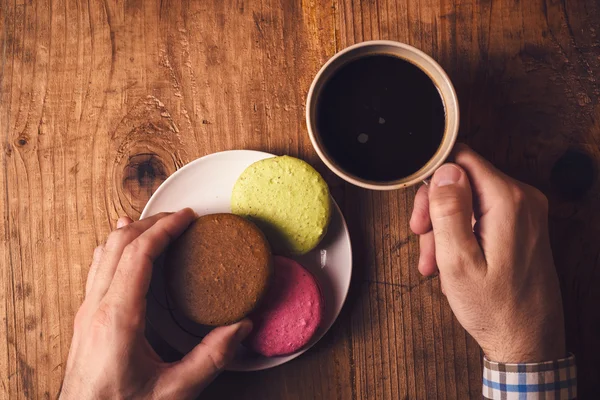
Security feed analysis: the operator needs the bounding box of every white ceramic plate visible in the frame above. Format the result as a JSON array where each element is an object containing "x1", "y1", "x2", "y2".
[{"x1": 140, "y1": 150, "x2": 352, "y2": 371}]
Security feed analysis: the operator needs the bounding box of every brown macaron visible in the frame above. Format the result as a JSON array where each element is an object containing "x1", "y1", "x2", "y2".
[{"x1": 165, "y1": 213, "x2": 272, "y2": 326}]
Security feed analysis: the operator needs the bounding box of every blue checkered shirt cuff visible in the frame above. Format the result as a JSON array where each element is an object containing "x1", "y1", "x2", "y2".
[{"x1": 482, "y1": 354, "x2": 576, "y2": 399}]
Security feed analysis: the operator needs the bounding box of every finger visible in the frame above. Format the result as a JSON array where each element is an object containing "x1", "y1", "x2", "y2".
[
  {"x1": 87, "y1": 212, "x2": 172, "y2": 306},
  {"x1": 117, "y1": 216, "x2": 133, "y2": 229},
  {"x1": 84, "y1": 218, "x2": 133, "y2": 298},
  {"x1": 453, "y1": 144, "x2": 513, "y2": 217},
  {"x1": 85, "y1": 245, "x2": 105, "y2": 298},
  {"x1": 410, "y1": 184, "x2": 432, "y2": 235},
  {"x1": 428, "y1": 164, "x2": 486, "y2": 275},
  {"x1": 418, "y1": 231, "x2": 437, "y2": 276},
  {"x1": 105, "y1": 208, "x2": 196, "y2": 309},
  {"x1": 162, "y1": 320, "x2": 253, "y2": 398}
]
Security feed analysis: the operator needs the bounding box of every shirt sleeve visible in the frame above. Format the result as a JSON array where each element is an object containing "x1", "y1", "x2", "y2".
[{"x1": 482, "y1": 354, "x2": 577, "y2": 399}]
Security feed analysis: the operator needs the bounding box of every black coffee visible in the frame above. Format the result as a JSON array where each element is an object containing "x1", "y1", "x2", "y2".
[{"x1": 316, "y1": 54, "x2": 445, "y2": 182}]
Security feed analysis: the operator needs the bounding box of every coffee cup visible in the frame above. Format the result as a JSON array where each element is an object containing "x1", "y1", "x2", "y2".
[{"x1": 306, "y1": 40, "x2": 459, "y2": 190}]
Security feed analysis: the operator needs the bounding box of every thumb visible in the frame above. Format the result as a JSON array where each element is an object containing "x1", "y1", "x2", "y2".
[
  {"x1": 161, "y1": 319, "x2": 253, "y2": 398},
  {"x1": 428, "y1": 164, "x2": 485, "y2": 275}
]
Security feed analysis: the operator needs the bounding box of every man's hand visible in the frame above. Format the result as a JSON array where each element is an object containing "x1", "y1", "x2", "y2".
[
  {"x1": 60, "y1": 209, "x2": 252, "y2": 400},
  {"x1": 410, "y1": 144, "x2": 566, "y2": 363}
]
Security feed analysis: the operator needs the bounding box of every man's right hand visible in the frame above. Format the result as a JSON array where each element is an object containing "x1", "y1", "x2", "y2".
[{"x1": 410, "y1": 144, "x2": 566, "y2": 363}]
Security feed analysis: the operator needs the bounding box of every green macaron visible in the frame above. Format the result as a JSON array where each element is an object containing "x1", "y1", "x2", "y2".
[{"x1": 231, "y1": 156, "x2": 331, "y2": 255}]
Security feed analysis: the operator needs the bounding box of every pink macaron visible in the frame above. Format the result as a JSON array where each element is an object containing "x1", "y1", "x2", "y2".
[{"x1": 246, "y1": 256, "x2": 323, "y2": 357}]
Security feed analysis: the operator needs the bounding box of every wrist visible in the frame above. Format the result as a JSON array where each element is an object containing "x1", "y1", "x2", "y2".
[{"x1": 483, "y1": 335, "x2": 566, "y2": 363}]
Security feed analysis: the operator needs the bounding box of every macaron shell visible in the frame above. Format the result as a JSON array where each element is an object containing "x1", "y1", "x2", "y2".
[
  {"x1": 246, "y1": 256, "x2": 323, "y2": 357},
  {"x1": 231, "y1": 155, "x2": 331, "y2": 255},
  {"x1": 165, "y1": 213, "x2": 272, "y2": 326}
]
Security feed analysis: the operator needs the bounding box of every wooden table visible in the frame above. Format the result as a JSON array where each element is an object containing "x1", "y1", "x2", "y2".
[{"x1": 2, "y1": 0, "x2": 599, "y2": 398}]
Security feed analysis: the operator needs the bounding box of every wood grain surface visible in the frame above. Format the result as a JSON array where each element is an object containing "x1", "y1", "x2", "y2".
[{"x1": 1, "y1": 0, "x2": 599, "y2": 399}]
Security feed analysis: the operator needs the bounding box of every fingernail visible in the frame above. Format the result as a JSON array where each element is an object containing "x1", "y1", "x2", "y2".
[
  {"x1": 234, "y1": 319, "x2": 253, "y2": 341},
  {"x1": 175, "y1": 207, "x2": 197, "y2": 218},
  {"x1": 432, "y1": 164, "x2": 462, "y2": 187},
  {"x1": 116, "y1": 217, "x2": 128, "y2": 229}
]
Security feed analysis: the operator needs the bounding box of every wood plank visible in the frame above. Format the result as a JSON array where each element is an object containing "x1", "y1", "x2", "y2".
[{"x1": 1, "y1": 0, "x2": 599, "y2": 398}]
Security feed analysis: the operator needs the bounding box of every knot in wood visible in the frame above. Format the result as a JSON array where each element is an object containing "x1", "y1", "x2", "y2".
[
  {"x1": 123, "y1": 153, "x2": 168, "y2": 195},
  {"x1": 551, "y1": 149, "x2": 595, "y2": 200},
  {"x1": 110, "y1": 96, "x2": 186, "y2": 218}
]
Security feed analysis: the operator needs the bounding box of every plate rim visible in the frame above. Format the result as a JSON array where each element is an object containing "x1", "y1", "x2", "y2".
[{"x1": 140, "y1": 149, "x2": 353, "y2": 371}]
